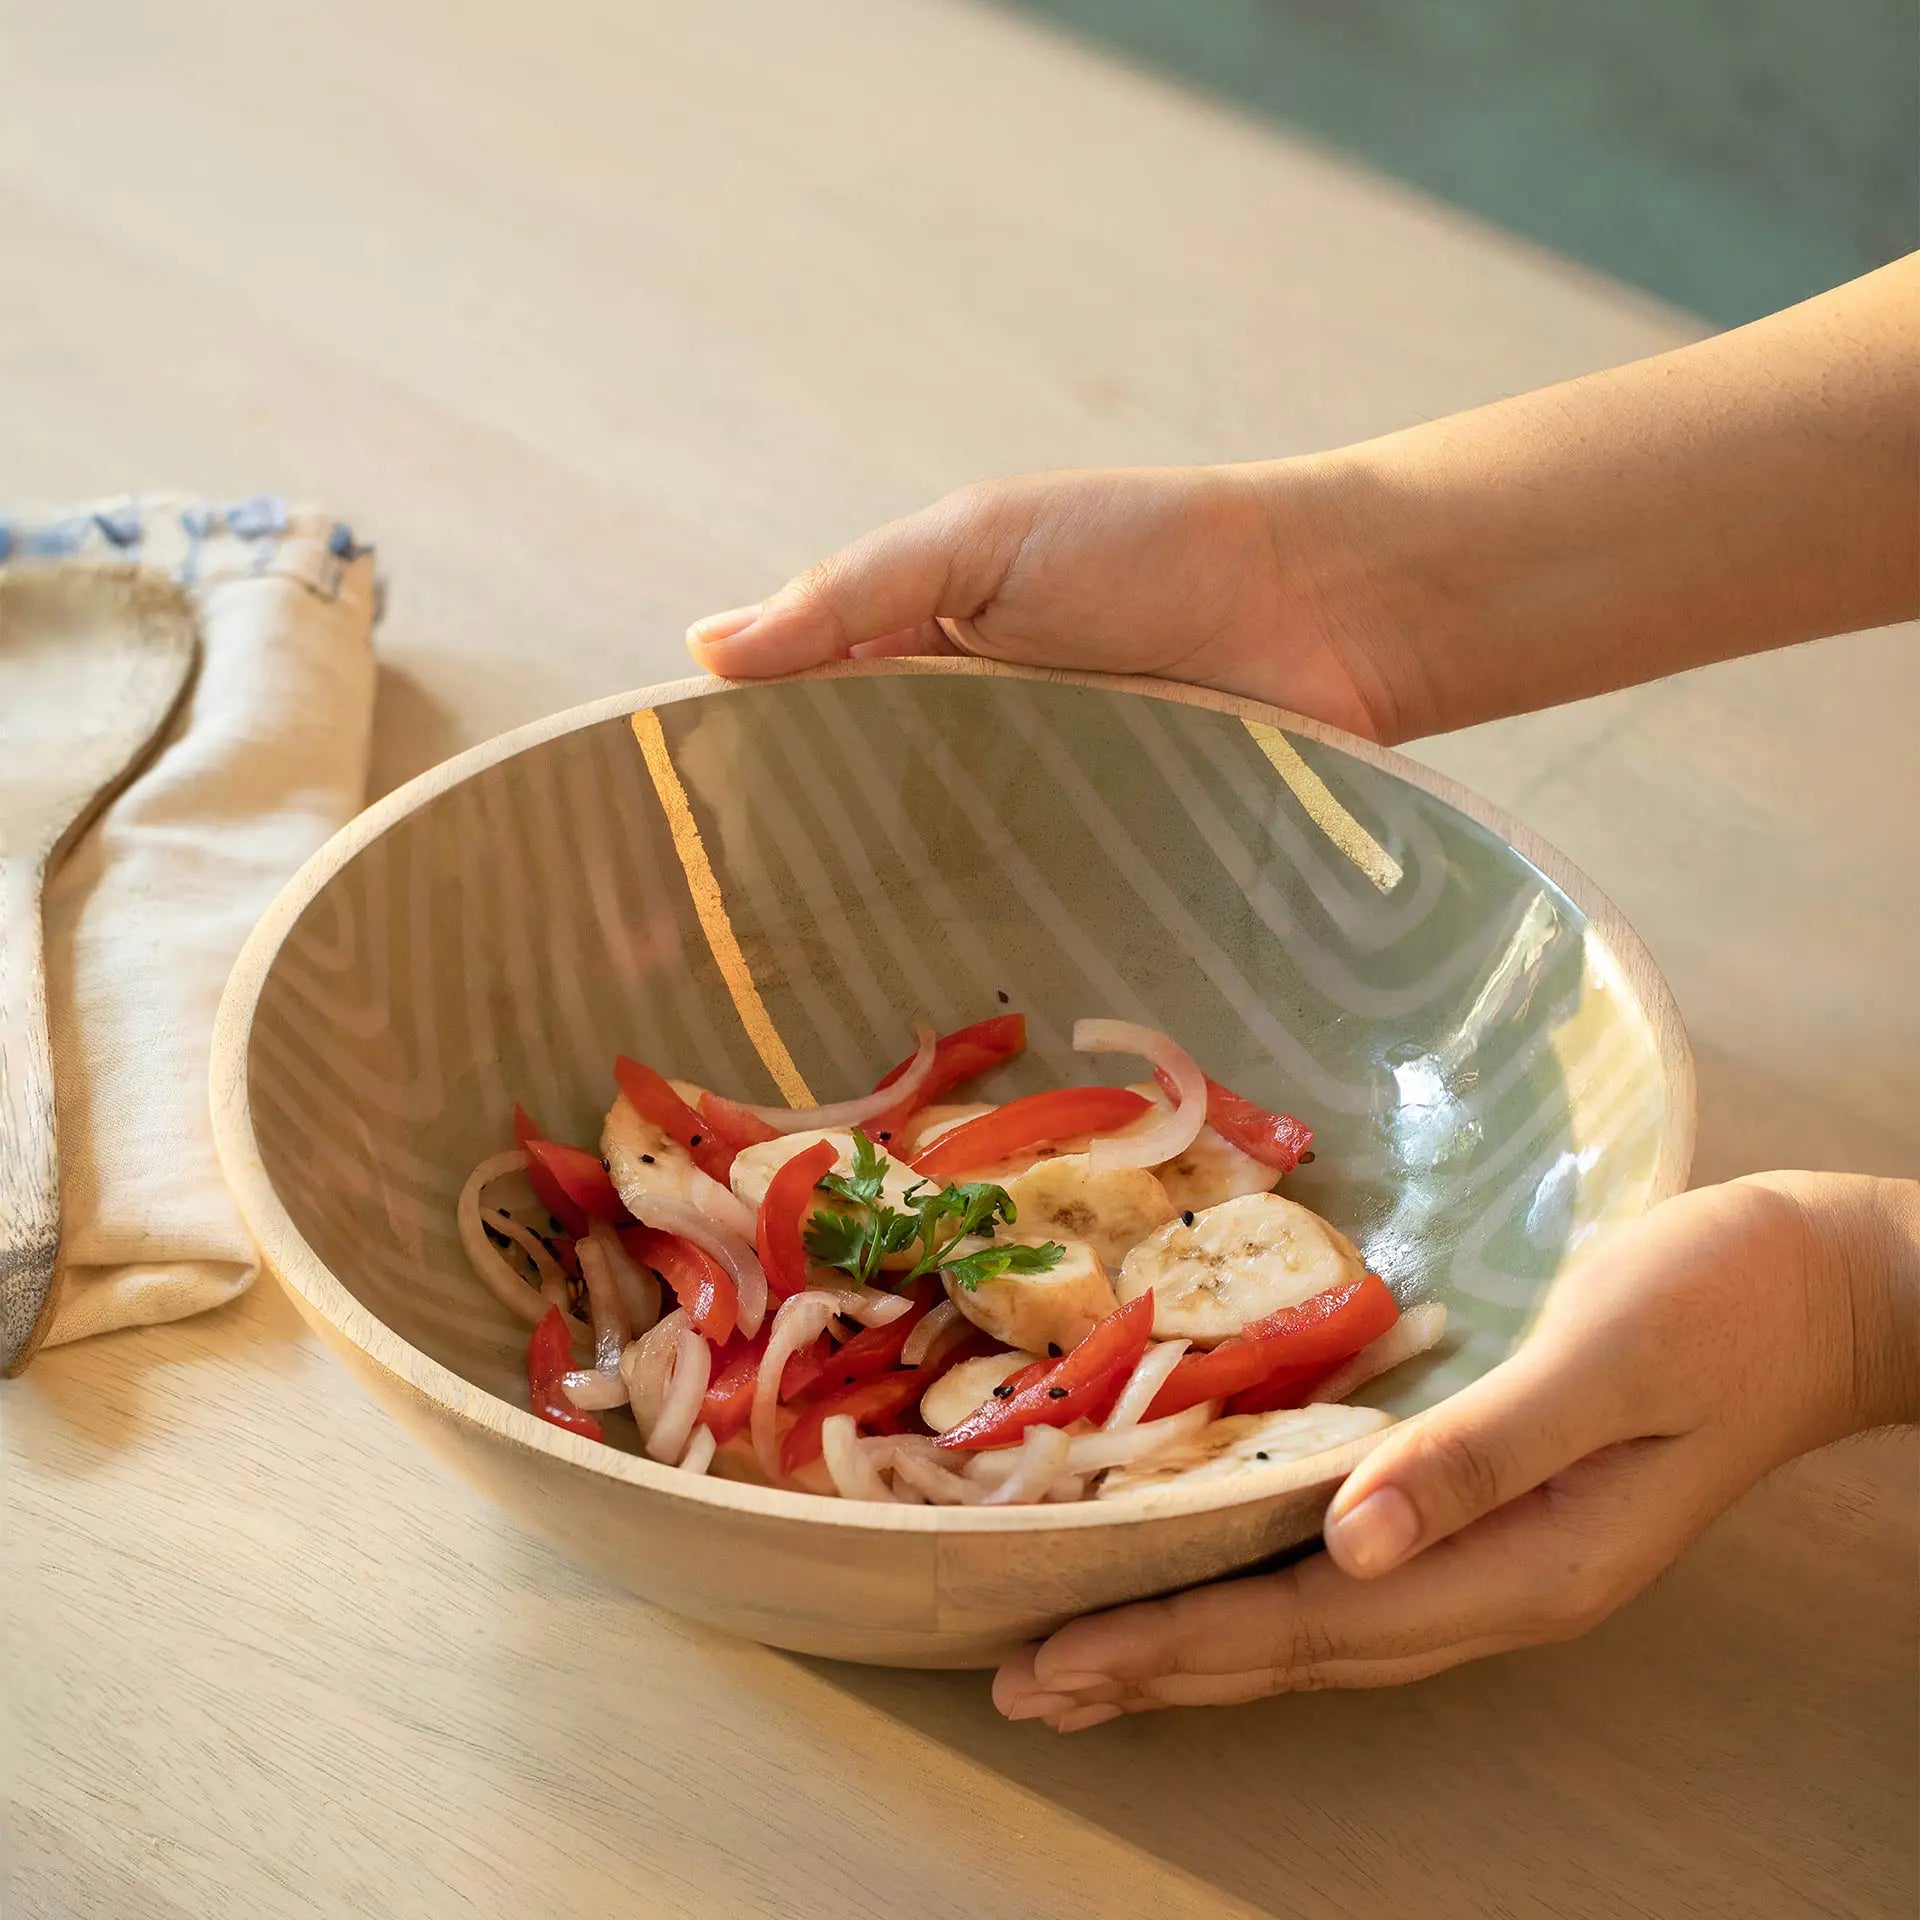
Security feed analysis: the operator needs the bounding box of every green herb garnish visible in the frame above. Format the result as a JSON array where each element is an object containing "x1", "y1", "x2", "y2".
[{"x1": 804, "y1": 1129, "x2": 1065, "y2": 1291}]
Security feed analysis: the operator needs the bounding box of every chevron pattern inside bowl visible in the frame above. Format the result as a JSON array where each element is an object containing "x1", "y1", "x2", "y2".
[{"x1": 241, "y1": 664, "x2": 1691, "y2": 1450}]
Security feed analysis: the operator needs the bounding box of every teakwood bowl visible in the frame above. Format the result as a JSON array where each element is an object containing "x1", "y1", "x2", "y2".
[{"x1": 212, "y1": 660, "x2": 1693, "y2": 1668}]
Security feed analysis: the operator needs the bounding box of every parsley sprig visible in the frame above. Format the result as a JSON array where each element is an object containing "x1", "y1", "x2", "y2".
[{"x1": 804, "y1": 1130, "x2": 1065, "y2": 1292}]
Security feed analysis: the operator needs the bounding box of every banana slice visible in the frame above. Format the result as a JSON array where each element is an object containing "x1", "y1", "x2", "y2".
[
  {"x1": 602, "y1": 1093, "x2": 715, "y2": 1211},
  {"x1": 945, "y1": 1236, "x2": 1117, "y2": 1357},
  {"x1": 1117, "y1": 1191, "x2": 1367, "y2": 1347},
  {"x1": 1119, "y1": 1081, "x2": 1279, "y2": 1213},
  {"x1": 997, "y1": 1153, "x2": 1177, "y2": 1272},
  {"x1": 728, "y1": 1128, "x2": 927, "y2": 1269},
  {"x1": 919, "y1": 1348, "x2": 1039, "y2": 1433},
  {"x1": 1097, "y1": 1402, "x2": 1393, "y2": 1499}
]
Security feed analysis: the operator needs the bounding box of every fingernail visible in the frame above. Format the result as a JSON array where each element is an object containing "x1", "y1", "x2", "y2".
[
  {"x1": 1034, "y1": 1668, "x2": 1109, "y2": 1693},
  {"x1": 686, "y1": 604, "x2": 762, "y2": 645},
  {"x1": 1325, "y1": 1485, "x2": 1420, "y2": 1574},
  {"x1": 1001, "y1": 1691, "x2": 1075, "y2": 1722},
  {"x1": 1052, "y1": 1704, "x2": 1122, "y2": 1734}
]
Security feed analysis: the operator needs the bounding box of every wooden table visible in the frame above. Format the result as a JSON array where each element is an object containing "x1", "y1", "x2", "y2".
[{"x1": 3, "y1": 3, "x2": 1914, "y2": 1914}]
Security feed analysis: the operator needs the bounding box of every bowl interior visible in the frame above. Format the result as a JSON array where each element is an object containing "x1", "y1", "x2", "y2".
[{"x1": 244, "y1": 668, "x2": 1683, "y2": 1447}]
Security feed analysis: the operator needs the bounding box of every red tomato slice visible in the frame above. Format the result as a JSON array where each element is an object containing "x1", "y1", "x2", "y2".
[
  {"x1": 522, "y1": 1137, "x2": 627, "y2": 1226},
  {"x1": 525, "y1": 1305, "x2": 602, "y2": 1441},
  {"x1": 1155, "y1": 1068, "x2": 1314, "y2": 1173},
  {"x1": 755, "y1": 1138, "x2": 840, "y2": 1300},
  {"x1": 698, "y1": 1090, "x2": 780, "y2": 1154},
  {"x1": 513, "y1": 1105, "x2": 590, "y2": 1236},
  {"x1": 699, "y1": 1334, "x2": 764, "y2": 1444},
  {"x1": 698, "y1": 1328, "x2": 833, "y2": 1444},
  {"x1": 812, "y1": 1279, "x2": 940, "y2": 1391},
  {"x1": 781, "y1": 1369, "x2": 927, "y2": 1476},
  {"x1": 1143, "y1": 1274, "x2": 1398, "y2": 1420},
  {"x1": 937, "y1": 1292, "x2": 1155, "y2": 1451},
  {"x1": 621, "y1": 1226, "x2": 739, "y2": 1346},
  {"x1": 613, "y1": 1055, "x2": 735, "y2": 1182},
  {"x1": 911, "y1": 1085, "x2": 1151, "y2": 1182},
  {"x1": 867, "y1": 1014, "x2": 1028, "y2": 1147},
  {"x1": 1222, "y1": 1362, "x2": 1334, "y2": 1417}
]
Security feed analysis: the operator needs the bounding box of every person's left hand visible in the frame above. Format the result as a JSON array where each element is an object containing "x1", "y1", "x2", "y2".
[{"x1": 993, "y1": 1172, "x2": 1918, "y2": 1731}]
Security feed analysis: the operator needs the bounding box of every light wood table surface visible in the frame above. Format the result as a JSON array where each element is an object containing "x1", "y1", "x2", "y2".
[{"x1": 2, "y1": 3, "x2": 1914, "y2": 1915}]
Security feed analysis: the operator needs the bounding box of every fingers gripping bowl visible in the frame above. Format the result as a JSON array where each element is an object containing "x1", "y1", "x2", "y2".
[{"x1": 212, "y1": 661, "x2": 1693, "y2": 1667}]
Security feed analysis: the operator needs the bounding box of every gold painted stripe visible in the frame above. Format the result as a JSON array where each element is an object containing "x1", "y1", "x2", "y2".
[
  {"x1": 1242, "y1": 720, "x2": 1404, "y2": 894},
  {"x1": 630, "y1": 709, "x2": 815, "y2": 1106}
]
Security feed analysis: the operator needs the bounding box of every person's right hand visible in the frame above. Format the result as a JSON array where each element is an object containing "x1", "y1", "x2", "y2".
[{"x1": 685, "y1": 464, "x2": 1406, "y2": 742}]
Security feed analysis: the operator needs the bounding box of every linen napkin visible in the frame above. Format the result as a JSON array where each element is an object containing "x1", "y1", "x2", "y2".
[{"x1": 0, "y1": 495, "x2": 378, "y2": 1346}]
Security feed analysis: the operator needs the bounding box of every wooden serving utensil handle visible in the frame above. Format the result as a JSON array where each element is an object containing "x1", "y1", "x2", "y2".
[{"x1": 0, "y1": 853, "x2": 62, "y2": 1374}]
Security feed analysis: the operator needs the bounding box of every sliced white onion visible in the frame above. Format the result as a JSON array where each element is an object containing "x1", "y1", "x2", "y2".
[
  {"x1": 900, "y1": 1300, "x2": 962, "y2": 1367},
  {"x1": 576, "y1": 1228, "x2": 634, "y2": 1371},
  {"x1": 1310, "y1": 1302, "x2": 1448, "y2": 1405},
  {"x1": 1102, "y1": 1338, "x2": 1190, "y2": 1432},
  {"x1": 621, "y1": 1191, "x2": 768, "y2": 1341},
  {"x1": 678, "y1": 1424, "x2": 718, "y2": 1476},
  {"x1": 457, "y1": 1153, "x2": 553, "y2": 1324},
  {"x1": 478, "y1": 1209, "x2": 571, "y2": 1313},
  {"x1": 621, "y1": 1307, "x2": 688, "y2": 1436},
  {"x1": 592, "y1": 1220, "x2": 661, "y2": 1337},
  {"x1": 1065, "y1": 1401, "x2": 1213, "y2": 1474},
  {"x1": 742, "y1": 1024, "x2": 937, "y2": 1134},
  {"x1": 822, "y1": 1414, "x2": 898, "y2": 1500},
  {"x1": 890, "y1": 1446, "x2": 988, "y2": 1505},
  {"x1": 751, "y1": 1293, "x2": 837, "y2": 1480},
  {"x1": 1071, "y1": 1018, "x2": 1208, "y2": 1171},
  {"x1": 648, "y1": 1327, "x2": 712, "y2": 1465},
  {"x1": 821, "y1": 1287, "x2": 916, "y2": 1329},
  {"x1": 559, "y1": 1368, "x2": 630, "y2": 1412},
  {"x1": 688, "y1": 1167, "x2": 756, "y2": 1239},
  {"x1": 1045, "y1": 1473, "x2": 1089, "y2": 1503},
  {"x1": 981, "y1": 1423, "x2": 1073, "y2": 1505}
]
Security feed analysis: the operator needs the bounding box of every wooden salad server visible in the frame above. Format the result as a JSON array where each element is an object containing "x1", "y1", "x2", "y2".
[{"x1": 0, "y1": 571, "x2": 197, "y2": 1373}]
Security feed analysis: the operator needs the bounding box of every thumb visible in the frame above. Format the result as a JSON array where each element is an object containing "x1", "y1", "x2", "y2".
[
  {"x1": 1320, "y1": 1326, "x2": 1639, "y2": 1579},
  {"x1": 686, "y1": 484, "x2": 1020, "y2": 678}
]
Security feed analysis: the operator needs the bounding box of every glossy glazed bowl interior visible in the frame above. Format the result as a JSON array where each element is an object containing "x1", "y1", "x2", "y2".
[{"x1": 213, "y1": 661, "x2": 1692, "y2": 1666}]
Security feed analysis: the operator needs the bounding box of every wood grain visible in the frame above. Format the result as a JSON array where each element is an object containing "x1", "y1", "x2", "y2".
[
  {"x1": 0, "y1": 573, "x2": 196, "y2": 1371},
  {"x1": 0, "y1": 0, "x2": 1913, "y2": 1914}
]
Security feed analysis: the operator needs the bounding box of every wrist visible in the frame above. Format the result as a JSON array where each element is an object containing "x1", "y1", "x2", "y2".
[
  {"x1": 1232, "y1": 450, "x2": 1447, "y2": 744},
  {"x1": 1737, "y1": 1171, "x2": 1920, "y2": 1443}
]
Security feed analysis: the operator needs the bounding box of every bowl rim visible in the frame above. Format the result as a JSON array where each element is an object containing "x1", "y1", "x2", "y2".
[{"x1": 211, "y1": 658, "x2": 1695, "y2": 1535}]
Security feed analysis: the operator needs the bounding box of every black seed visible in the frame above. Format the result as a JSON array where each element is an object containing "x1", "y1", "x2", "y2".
[
  {"x1": 1255, "y1": 1450, "x2": 1270, "y2": 1461},
  {"x1": 1047, "y1": 1342, "x2": 1063, "y2": 1358},
  {"x1": 878, "y1": 1131, "x2": 892, "y2": 1143},
  {"x1": 689, "y1": 1133, "x2": 703, "y2": 1147},
  {"x1": 640, "y1": 1153, "x2": 656, "y2": 1165},
  {"x1": 1048, "y1": 1386, "x2": 1068, "y2": 1400},
  {"x1": 483, "y1": 1223, "x2": 509, "y2": 1247},
  {"x1": 997, "y1": 989, "x2": 1010, "y2": 1004},
  {"x1": 1299, "y1": 1151, "x2": 1316, "y2": 1164},
  {"x1": 599, "y1": 1157, "x2": 610, "y2": 1171},
  {"x1": 841, "y1": 1375, "x2": 856, "y2": 1386},
  {"x1": 992, "y1": 1384, "x2": 1015, "y2": 1399},
  {"x1": 1181, "y1": 1210, "x2": 1195, "y2": 1227}
]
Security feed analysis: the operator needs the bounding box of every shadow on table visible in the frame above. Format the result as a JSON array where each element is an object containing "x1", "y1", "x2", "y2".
[
  {"x1": 797, "y1": 1439, "x2": 1918, "y2": 1919},
  {"x1": 9, "y1": 1269, "x2": 313, "y2": 1462}
]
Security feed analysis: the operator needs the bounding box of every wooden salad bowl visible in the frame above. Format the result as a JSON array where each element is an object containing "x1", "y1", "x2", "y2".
[{"x1": 211, "y1": 660, "x2": 1693, "y2": 1667}]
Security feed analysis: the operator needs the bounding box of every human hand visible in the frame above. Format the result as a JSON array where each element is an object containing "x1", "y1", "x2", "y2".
[
  {"x1": 994, "y1": 1173, "x2": 1920, "y2": 1730},
  {"x1": 685, "y1": 463, "x2": 1406, "y2": 741},
  {"x1": 689, "y1": 263, "x2": 1919, "y2": 743}
]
